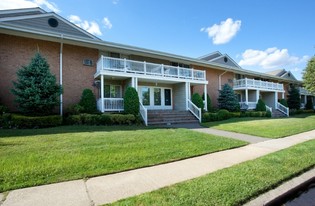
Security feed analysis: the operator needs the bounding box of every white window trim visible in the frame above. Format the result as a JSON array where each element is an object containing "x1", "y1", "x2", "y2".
[{"x1": 138, "y1": 86, "x2": 172, "y2": 110}]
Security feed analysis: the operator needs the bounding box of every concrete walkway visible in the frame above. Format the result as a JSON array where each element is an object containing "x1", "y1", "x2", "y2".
[{"x1": 1, "y1": 130, "x2": 315, "y2": 206}]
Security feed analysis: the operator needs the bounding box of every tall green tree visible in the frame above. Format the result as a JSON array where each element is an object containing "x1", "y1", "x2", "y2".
[
  {"x1": 303, "y1": 56, "x2": 315, "y2": 93},
  {"x1": 124, "y1": 87, "x2": 139, "y2": 116},
  {"x1": 79, "y1": 89, "x2": 97, "y2": 113},
  {"x1": 218, "y1": 84, "x2": 240, "y2": 112},
  {"x1": 202, "y1": 93, "x2": 212, "y2": 111},
  {"x1": 11, "y1": 53, "x2": 61, "y2": 115},
  {"x1": 287, "y1": 86, "x2": 301, "y2": 110}
]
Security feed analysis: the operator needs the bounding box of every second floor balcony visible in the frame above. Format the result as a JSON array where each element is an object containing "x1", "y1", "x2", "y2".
[
  {"x1": 233, "y1": 78, "x2": 284, "y2": 92},
  {"x1": 96, "y1": 56, "x2": 206, "y2": 81}
]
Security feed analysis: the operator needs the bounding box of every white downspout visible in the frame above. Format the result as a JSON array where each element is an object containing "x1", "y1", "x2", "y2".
[
  {"x1": 218, "y1": 71, "x2": 227, "y2": 90},
  {"x1": 59, "y1": 35, "x2": 63, "y2": 116}
]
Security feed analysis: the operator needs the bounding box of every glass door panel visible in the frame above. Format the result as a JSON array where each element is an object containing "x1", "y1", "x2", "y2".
[
  {"x1": 164, "y1": 89, "x2": 171, "y2": 106},
  {"x1": 154, "y1": 88, "x2": 161, "y2": 106},
  {"x1": 141, "y1": 87, "x2": 150, "y2": 105}
]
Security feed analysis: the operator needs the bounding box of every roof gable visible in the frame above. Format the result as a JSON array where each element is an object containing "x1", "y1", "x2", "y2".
[{"x1": 0, "y1": 8, "x2": 99, "y2": 40}]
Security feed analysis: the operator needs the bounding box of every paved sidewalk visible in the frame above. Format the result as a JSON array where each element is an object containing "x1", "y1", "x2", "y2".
[
  {"x1": 1, "y1": 130, "x2": 315, "y2": 206},
  {"x1": 192, "y1": 127, "x2": 269, "y2": 143}
]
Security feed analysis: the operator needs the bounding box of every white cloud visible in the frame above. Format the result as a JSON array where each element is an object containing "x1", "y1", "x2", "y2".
[
  {"x1": 0, "y1": 0, "x2": 60, "y2": 13},
  {"x1": 201, "y1": 18, "x2": 241, "y2": 45},
  {"x1": 103, "y1": 17, "x2": 112, "y2": 29},
  {"x1": 69, "y1": 15, "x2": 102, "y2": 36},
  {"x1": 112, "y1": 0, "x2": 119, "y2": 4},
  {"x1": 239, "y1": 47, "x2": 308, "y2": 69}
]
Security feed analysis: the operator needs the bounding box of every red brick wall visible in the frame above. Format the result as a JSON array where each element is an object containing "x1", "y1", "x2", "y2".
[
  {"x1": 191, "y1": 65, "x2": 234, "y2": 107},
  {"x1": 0, "y1": 34, "x2": 98, "y2": 112}
]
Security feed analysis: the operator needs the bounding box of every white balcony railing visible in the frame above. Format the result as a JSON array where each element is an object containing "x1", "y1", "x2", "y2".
[
  {"x1": 97, "y1": 98, "x2": 124, "y2": 112},
  {"x1": 234, "y1": 78, "x2": 284, "y2": 91},
  {"x1": 96, "y1": 56, "x2": 206, "y2": 81},
  {"x1": 239, "y1": 102, "x2": 257, "y2": 110},
  {"x1": 187, "y1": 99, "x2": 201, "y2": 123}
]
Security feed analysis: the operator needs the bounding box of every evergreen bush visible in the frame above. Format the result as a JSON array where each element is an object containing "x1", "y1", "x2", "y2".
[
  {"x1": 124, "y1": 87, "x2": 139, "y2": 116},
  {"x1": 287, "y1": 86, "x2": 301, "y2": 110},
  {"x1": 192, "y1": 93, "x2": 204, "y2": 111},
  {"x1": 218, "y1": 84, "x2": 240, "y2": 112},
  {"x1": 11, "y1": 53, "x2": 61, "y2": 116},
  {"x1": 256, "y1": 99, "x2": 266, "y2": 111},
  {"x1": 202, "y1": 93, "x2": 212, "y2": 111},
  {"x1": 79, "y1": 89, "x2": 97, "y2": 113},
  {"x1": 279, "y1": 99, "x2": 288, "y2": 107},
  {"x1": 217, "y1": 109, "x2": 230, "y2": 120}
]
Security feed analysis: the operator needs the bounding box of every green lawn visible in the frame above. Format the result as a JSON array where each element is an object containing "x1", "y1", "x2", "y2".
[
  {"x1": 0, "y1": 126, "x2": 246, "y2": 192},
  {"x1": 202, "y1": 113, "x2": 315, "y2": 138},
  {"x1": 110, "y1": 140, "x2": 315, "y2": 206}
]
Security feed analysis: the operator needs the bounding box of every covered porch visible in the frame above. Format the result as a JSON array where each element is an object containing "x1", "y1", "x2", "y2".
[
  {"x1": 94, "y1": 56, "x2": 208, "y2": 123},
  {"x1": 299, "y1": 87, "x2": 315, "y2": 109}
]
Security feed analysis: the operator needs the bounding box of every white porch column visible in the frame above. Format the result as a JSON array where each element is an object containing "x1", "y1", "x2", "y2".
[
  {"x1": 245, "y1": 89, "x2": 248, "y2": 105},
  {"x1": 274, "y1": 92, "x2": 278, "y2": 109},
  {"x1": 101, "y1": 75, "x2": 104, "y2": 113},
  {"x1": 282, "y1": 92, "x2": 284, "y2": 99},
  {"x1": 204, "y1": 84, "x2": 207, "y2": 111},
  {"x1": 304, "y1": 95, "x2": 307, "y2": 104},
  {"x1": 185, "y1": 82, "x2": 190, "y2": 110},
  {"x1": 132, "y1": 77, "x2": 138, "y2": 91},
  {"x1": 256, "y1": 90, "x2": 260, "y2": 102}
]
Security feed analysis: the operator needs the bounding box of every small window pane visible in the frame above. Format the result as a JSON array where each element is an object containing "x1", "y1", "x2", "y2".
[{"x1": 142, "y1": 87, "x2": 150, "y2": 106}]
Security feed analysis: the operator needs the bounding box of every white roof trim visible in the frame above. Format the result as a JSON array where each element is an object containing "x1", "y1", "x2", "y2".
[
  {"x1": 0, "y1": 12, "x2": 99, "y2": 40},
  {"x1": 198, "y1": 51, "x2": 222, "y2": 60},
  {"x1": 0, "y1": 7, "x2": 45, "y2": 15}
]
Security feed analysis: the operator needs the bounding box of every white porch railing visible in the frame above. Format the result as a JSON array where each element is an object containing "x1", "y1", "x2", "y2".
[
  {"x1": 97, "y1": 98, "x2": 124, "y2": 112},
  {"x1": 239, "y1": 102, "x2": 257, "y2": 110},
  {"x1": 234, "y1": 78, "x2": 284, "y2": 91},
  {"x1": 139, "y1": 101, "x2": 148, "y2": 126},
  {"x1": 96, "y1": 56, "x2": 206, "y2": 81},
  {"x1": 187, "y1": 99, "x2": 201, "y2": 123},
  {"x1": 299, "y1": 87, "x2": 313, "y2": 95},
  {"x1": 265, "y1": 105, "x2": 272, "y2": 113},
  {"x1": 277, "y1": 102, "x2": 289, "y2": 117}
]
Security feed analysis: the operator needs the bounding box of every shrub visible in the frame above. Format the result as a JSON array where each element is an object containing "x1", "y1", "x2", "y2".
[
  {"x1": 66, "y1": 104, "x2": 84, "y2": 115},
  {"x1": 278, "y1": 99, "x2": 288, "y2": 107},
  {"x1": 79, "y1": 89, "x2": 97, "y2": 113},
  {"x1": 0, "y1": 105, "x2": 8, "y2": 115},
  {"x1": 202, "y1": 112, "x2": 218, "y2": 122},
  {"x1": 256, "y1": 99, "x2": 266, "y2": 111},
  {"x1": 0, "y1": 113, "x2": 12, "y2": 128},
  {"x1": 305, "y1": 99, "x2": 313, "y2": 110},
  {"x1": 202, "y1": 93, "x2": 212, "y2": 111},
  {"x1": 9, "y1": 115, "x2": 62, "y2": 128},
  {"x1": 110, "y1": 114, "x2": 135, "y2": 125},
  {"x1": 192, "y1": 93, "x2": 204, "y2": 111},
  {"x1": 218, "y1": 84, "x2": 240, "y2": 112},
  {"x1": 217, "y1": 109, "x2": 230, "y2": 120},
  {"x1": 65, "y1": 113, "x2": 135, "y2": 125},
  {"x1": 124, "y1": 87, "x2": 140, "y2": 116},
  {"x1": 266, "y1": 110, "x2": 272, "y2": 118}
]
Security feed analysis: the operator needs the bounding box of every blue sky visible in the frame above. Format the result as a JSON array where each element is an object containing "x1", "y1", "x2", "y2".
[{"x1": 1, "y1": 0, "x2": 314, "y2": 80}]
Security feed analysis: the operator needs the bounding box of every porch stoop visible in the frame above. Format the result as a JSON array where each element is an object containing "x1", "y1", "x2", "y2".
[
  {"x1": 147, "y1": 110, "x2": 199, "y2": 125},
  {"x1": 272, "y1": 109, "x2": 288, "y2": 118}
]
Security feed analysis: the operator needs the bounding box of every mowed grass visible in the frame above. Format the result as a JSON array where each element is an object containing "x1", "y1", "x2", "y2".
[
  {"x1": 0, "y1": 126, "x2": 246, "y2": 192},
  {"x1": 110, "y1": 140, "x2": 315, "y2": 206},
  {"x1": 202, "y1": 113, "x2": 315, "y2": 138}
]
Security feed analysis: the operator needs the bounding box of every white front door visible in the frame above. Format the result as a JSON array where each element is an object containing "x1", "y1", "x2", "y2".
[{"x1": 139, "y1": 86, "x2": 172, "y2": 110}]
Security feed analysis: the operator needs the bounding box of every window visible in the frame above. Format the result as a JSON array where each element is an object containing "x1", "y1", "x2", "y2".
[
  {"x1": 104, "y1": 85, "x2": 121, "y2": 98},
  {"x1": 141, "y1": 87, "x2": 150, "y2": 106}
]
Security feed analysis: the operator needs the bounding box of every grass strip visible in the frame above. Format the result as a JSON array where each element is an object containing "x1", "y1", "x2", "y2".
[
  {"x1": 202, "y1": 113, "x2": 315, "y2": 138},
  {"x1": 0, "y1": 126, "x2": 246, "y2": 192},
  {"x1": 110, "y1": 139, "x2": 315, "y2": 206}
]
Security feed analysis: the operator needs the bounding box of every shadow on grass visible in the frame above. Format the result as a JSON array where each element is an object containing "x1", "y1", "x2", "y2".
[{"x1": 0, "y1": 125, "x2": 167, "y2": 138}]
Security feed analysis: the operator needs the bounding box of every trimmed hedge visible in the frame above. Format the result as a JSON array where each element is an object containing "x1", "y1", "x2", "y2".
[
  {"x1": 192, "y1": 93, "x2": 204, "y2": 111},
  {"x1": 255, "y1": 99, "x2": 266, "y2": 111},
  {"x1": 65, "y1": 113, "x2": 136, "y2": 125},
  {"x1": 0, "y1": 114, "x2": 62, "y2": 129},
  {"x1": 202, "y1": 110, "x2": 270, "y2": 122},
  {"x1": 79, "y1": 89, "x2": 97, "y2": 113}
]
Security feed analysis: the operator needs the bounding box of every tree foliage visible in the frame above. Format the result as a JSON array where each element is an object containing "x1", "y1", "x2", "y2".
[
  {"x1": 124, "y1": 87, "x2": 139, "y2": 116},
  {"x1": 287, "y1": 86, "x2": 301, "y2": 110},
  {"x1": 256, "y1": 99, "x2": 266, "y2": 111},
  {"x1": 202, "y1": 93, "x2": 212, "y2": 112},
  {"x1": 11, "y1": 53, "x2": 61, "y2": 116},
  {"x1": 218, "y1": 84, "x2": 240, "y2": 112},
  {"x1": 303, "y1": 56, "x2": 315, "y2": 94},
  {"x1": 278, "y1": 99, "x2": 288, "y2": 107},
  {"x1": 305, "y1": 99, "x2": 313, "y2": 110},
  {"x1": 192, "y1": 93, "x2": 204, "y2": 111},
  {"x1": 79, "y1": 89, "x2": 97, "y2": 113}
]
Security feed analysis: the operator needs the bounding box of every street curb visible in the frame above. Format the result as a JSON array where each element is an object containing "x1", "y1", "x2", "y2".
[{"x1": 244, "y1": 167, "x2": 315, "y2": 206}]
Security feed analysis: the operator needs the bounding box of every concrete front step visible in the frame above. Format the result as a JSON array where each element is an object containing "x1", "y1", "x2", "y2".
[
  {"x1": 147, "y1": 110, "x2": 199, "y2": 125},
  {"x1": 272, "y1": 109, "x2": 287, "y2": 118}
]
